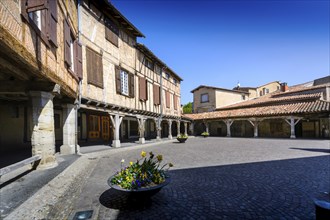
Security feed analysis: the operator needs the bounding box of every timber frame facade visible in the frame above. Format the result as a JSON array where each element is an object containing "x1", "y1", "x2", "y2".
[{"x1": 0, "y1": 0, "x2": 188, "y2": 170}]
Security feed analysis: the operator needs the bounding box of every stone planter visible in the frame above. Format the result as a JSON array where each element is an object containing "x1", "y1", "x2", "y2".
[
  {"x1": 177, "y1": 137, "x2": 187, "y2": 143},
  {"x1": 108, "y1": 175, "x2": 171, "y2": 198}
]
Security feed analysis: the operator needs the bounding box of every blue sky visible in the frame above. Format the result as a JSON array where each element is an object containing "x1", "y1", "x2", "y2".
[{"x1": 111, "y1": 0, "x2": 330, "y2": 105}]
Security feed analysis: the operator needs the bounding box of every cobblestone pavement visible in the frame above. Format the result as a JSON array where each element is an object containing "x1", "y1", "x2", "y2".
[{"x1": 4, "y1": 137, "x2": 330, "y2": 219}]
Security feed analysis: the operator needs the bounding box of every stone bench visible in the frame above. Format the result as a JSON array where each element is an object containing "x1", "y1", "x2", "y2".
[{"x1": 0, "y1": 155, "x2": 42, "y2": 176}]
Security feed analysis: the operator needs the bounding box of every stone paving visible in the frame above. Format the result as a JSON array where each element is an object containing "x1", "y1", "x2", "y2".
[{"x1": 4, "y1": 137, "x2": 330, "y2": 219}]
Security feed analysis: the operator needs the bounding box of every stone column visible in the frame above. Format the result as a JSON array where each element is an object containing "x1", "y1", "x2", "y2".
[
  {"x1": 30, "y1": 91, "x2": 57, "y2": 169},
  {"x1": 248, "y1": 119, "x2": 259, "y2": 138},
  {"x1": 154, "y1": 118, "x2": 162, "y2": 141},
  {"x1": 204, "y1": 122, "x2": 209, "y2": 133},
  {"x1": 189, "y1": 122, "x2": 194, "y2": 135},
  {"x1": 224, "y1": 119, "x2": 233, "y2": 137},
  {"x1": 184, "y1": 122, "x2": 188, "y2": 136},
  {"x1": 168, "y1": 119, "x2": 173, "y2": 139},
  {"x1": 285, "y1": 117, "x2": 301, "y2": 139},
  {"x1": 60, "y1": 104, "x2": 78, "y2": 155},
  {"x1": 137, "y1": 117, "x2": 146, "y2": 144},
  {"x1": 110, "y1": 114, "x2": 123, "y2": 147},
  {"x1": 176, "y1": 121, "x2": 180, "y2": 136}
]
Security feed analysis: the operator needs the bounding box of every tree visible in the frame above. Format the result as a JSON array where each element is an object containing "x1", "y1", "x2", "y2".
[{"x1": 183, "y1": 102, "x2": 193, "y2": 114}]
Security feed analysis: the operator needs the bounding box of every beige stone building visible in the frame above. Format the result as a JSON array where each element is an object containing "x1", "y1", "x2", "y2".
[
  {"x1": 0, "y1": 0, "x2": 187, "y2": 171},
  {"x1": 0, "y1": 0, "x2": 81, "y2": 169},
  {"x1": 192, "y1": 81, "x2": 281, "y2": 113},
  {"x1": 187, "y1": 76, "x2": 330, "y2": 139},
  {"x1": 77, "y1": 0, "x2": 186, "y2": 148}
]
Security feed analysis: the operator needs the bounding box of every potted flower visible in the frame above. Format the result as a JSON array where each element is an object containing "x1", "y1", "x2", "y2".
[
  {"x1": 108, "y1": 151, "x2": 173, "y2": 198},
  {"x1": 201, "y1": 131, "x2": 209, "y2": 138},
  {"x1": 177, "y1": 133, "x2": 188, "y2": 143}
]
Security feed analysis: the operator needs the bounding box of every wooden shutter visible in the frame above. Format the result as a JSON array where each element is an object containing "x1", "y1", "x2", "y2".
[
  {"x1": 95, "y1": 51, "x2": 103, "y2": 88},
  {"x1": 64, "y1": 19, "x2": 71, "y2": 67},
  {"x1": 26, "y1": 0, "x2": 48, "y2": 12},
  {"x1": 48, "y1": 0, "x2": 58, "y2": 47},
  {"x1": 40, "y1": 9, "x2": 47, "y2": 34},
  {"x1": 153, "y1": 84, "x2": 160, "y2": 105},
  {"x1": 115, "y1": 66, "x2": 121, "y2": 94},
  {"x1": 174, "y1": 95, "x2": 177, "y2": 110},
  {"x1": 139, "y1": 77, "x2": 147, "y2": 101},
  {"x1": 104, "y1": 17, "x2": 119, "y2": 46},
  {"x1": 129, "y1": 73, "x2": 135, "y2": 98},
  {"x1": 75, "y1": 41, "x2": 83, "y2": 79},
  {"x1": 86, "y1": 47, "x2": 93, "y2": 84},
  {"x1": 166, "y1": 90, "x2": 170, "y2": 108}
]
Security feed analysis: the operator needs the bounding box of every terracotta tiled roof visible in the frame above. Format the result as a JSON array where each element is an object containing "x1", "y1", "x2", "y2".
[{"x1": 185, "y1": 100, "x2": 330, "y2": 120}]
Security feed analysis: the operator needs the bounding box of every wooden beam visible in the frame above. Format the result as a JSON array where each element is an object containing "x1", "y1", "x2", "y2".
[{"x1": 0, "y1": 81, "x2": 57, "y2": 94}]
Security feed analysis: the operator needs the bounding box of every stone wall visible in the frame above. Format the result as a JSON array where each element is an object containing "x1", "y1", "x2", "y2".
[{"x1": 193, "y1": 88, "x2": 216, "y2": 113}]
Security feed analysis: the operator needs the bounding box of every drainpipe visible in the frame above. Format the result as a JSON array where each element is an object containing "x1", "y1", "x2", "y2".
[{"x1": 75, "y1": 0, "x2": 82, "y2": 154}]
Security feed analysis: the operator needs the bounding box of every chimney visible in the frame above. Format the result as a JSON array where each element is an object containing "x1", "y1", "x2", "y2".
[{"x1": 280, "y1": 82, "x2": 288, "y2": 92}]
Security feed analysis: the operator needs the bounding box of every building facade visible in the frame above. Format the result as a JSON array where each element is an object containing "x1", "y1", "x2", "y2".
[
  {"x1": 0, "y1": 0, "x2": 81, "y2": 169},
  {"x1": 187, "y1": 77, "x2": 330, "y2": 139},
  {"x1": 0, "y1": 0, "x2": 187, "y2": 170}
]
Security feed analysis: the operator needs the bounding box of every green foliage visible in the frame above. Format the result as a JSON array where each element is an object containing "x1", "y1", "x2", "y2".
[
  {"x1": 201, "y1": 132, "x2": 209, "y2": 136},
  {"x1": 111, "y1": 151, "x2": 173, "y2": 190},
  {"x1": 183, "y1": 102, "x2": 193, "y2": 114},
  {"x1": 177, "y1": 133, "x2": 188, "y2": 139}
]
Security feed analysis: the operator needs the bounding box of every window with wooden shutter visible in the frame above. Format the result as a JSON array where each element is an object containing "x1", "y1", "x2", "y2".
[
  {"x1": 64, "y1": 19, "x2": 71, "y2": 67},
  {"x1": 104, "y1": 17, "x2": 119, "y2": 47},
  {"x1": 139, "y1": 77, "x2": 147, "y2": 101},
  {"x1": 25, "y1": 0, "x2": 48, "y2": 13},
  {"x1": 166, "y1": 90, "x2": 170, "y2": 108},
  {"x1": 174, "y1": 95, "x2": 178, "y2": 110},
  {"x1": 86, "y1": 47, "x2": 103, "y2": 88},
  {"x1": 75, "y1": 41, "x2": 83, "y2": 79},
  {"x1": 115, "y1": 66, "x2": 121, "y2": 94},
  {"x1": 129, "y1": 73, "x2": 135, "y2": 98},
  {"x1": 153, "y1": 84, "x2": 160, "y2": 105},
  {"x1": 48, "y1": 0, "x2": 58, "y2": 47}
]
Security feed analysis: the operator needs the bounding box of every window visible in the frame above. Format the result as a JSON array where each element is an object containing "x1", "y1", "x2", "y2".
[
  {"x1": 242, "y1": 95, "x2": 246, "y2": 100},
  {"x1": 201, "y1": 93, "x2": 209, "y2": 103},
  {"x1": 104, "y1": 16, "x2": 119, "y2": 46},
  {"x1": 121, "y1": 70, "x2": 129, "y2": 96},
  {"x1": 86, "y1": 47, "x2": 103, "y2": 87},
  {"x1": 165, "y1": 73, "x2": 170, "y2": 80},
  {"x1": 166, "y1": 90, "x2": 170, "y2": 108},
  {"x1": 21, "y1": 0, "x2": 58, "y2": 47},
  {"x1": 173, "y1": 95, "x2": 178, "y2": 110},
  {"x1": 115, "y1": 66, "x2": 135, "y2": 97},
  {"x1": 173, "y1": 78, "x2": 177, "y2": 85},
  {"x1": 64, "y1": 19, "x2": 83, "y2": 79},
  {"x1": 139, "y1": 77, "x2": 148, "y2": 101},
  {"x1": 29, "y1": 10, "x2": 41, "y2": 29},
  {"x1": 153, "y1": 84, "x2": 160, "y2": 105},
  {"x1": 155, "y1": 65, "x2": 161, "y2": 75},
  {"x1": 144, "y1": 58, "x2": 154, "y2": 70}
]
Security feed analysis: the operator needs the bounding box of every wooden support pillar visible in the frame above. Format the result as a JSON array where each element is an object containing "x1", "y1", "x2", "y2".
[
  {"x1": 137, "y1": 117, "x2": 146, "y2": 144},
  {"x1": 189, "y1": 122, "x2": 194, "y2": 135},
  {"x1": 204, "y1": 121, "x2": 209, "y2": 133},
  {"x1": 110, "y1": 114, "x2": 123, "y2": 147},
  {"x1": 285, "y1": 116, "x2": 301, "y2": 139},
  {"x1": 248, "y1": 119, "x2": 260, "y2": 138},
  {"x1": 176, "y1": 120, "x2": 180, "y2": 136},
  {"x1": 168, "y1": 119, "x2": 173, "y2": 139},
  {"x1": 224, "y1": 119, "x2": 234, "y2": 137},
  {"x1": 184, "y1": 122, "x2": 188, "y2": 136}
]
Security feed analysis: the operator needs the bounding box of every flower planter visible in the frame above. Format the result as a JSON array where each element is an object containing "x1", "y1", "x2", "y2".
[
  {"x1": 202, "y1": 135, "x2": 208, "y2": 138},
  {"x1": 177, "y1": 137, "x2": 187, "y2": 143},
  {"x1": 108, "y1": 175, "x2": 171, "y2": 198}
]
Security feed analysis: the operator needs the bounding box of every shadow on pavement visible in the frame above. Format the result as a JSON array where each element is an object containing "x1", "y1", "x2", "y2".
[
  {"x1": 98, "y1": 155, "x2": 330, "y2": 219},
  {"x1": 290, "y1": 147, "x2": 330, "y2": 153}
]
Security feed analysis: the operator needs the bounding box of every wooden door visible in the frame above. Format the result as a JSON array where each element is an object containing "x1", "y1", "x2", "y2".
[
  {"x1": 101, "y1": 116, "x2": 110, "y2": 141},
  {"x1": 88, "y1": 115, "x2": 100, "y2": 139}
]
